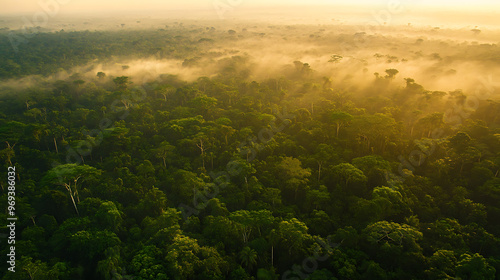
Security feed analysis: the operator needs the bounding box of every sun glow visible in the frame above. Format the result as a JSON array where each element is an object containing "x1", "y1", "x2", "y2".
[{"x1": 1, "y1": 0, "x2": 499, "y2": 14}]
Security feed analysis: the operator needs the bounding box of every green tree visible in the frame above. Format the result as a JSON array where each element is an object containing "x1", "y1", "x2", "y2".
[
  {"x1": 130, "y1": 245, "x2": 169, "y2": 280},
  {"x1": 165, "y1": 234, "x2": 227, "y2": 279},
  {"x1": 330, "y1": 111, "x2": 353, "y2": 137},
  {"x1": 384, "y1": 68, "x2": 399, "y2": 79},
  {"x1": 456, "y1": 253, "x2": 496, "y2": 280},
  {"x1": 312, "y1": 144, "x2": 339, "y2": 182},
  {"x1": 352, "y1": 155, "x2": 391, "y2": 187},
  {"x1": 113, "y1": 76, "x2": 130, "y2": 91},
  {"x1": 154, "y1": 141, "x2": 175, "y2": 168},
  {"x1": 43, "y1": 164, "x2": 101, "y2": 215},
  {"x1": 330, "y1": 163, "x2": 367, "y2": 196},
  {"x1": 277, "y1": 157, "x2": 311, "y2": 201},
  {"x1": 69, "y1": 230, "x2": 121, "y2": 260},
  {"x1": 239, "y1": 246, "x2": 258, "y2": 271},
  {"x1": 272, "y1": 218, "x2": 310, "y2": 255},
  {"x1": 229, "y1": 210, "x2": 274, "y2": 243},
  {"x1": 97, "y1": 72, "x2": 106, "y2": 79},
  {"x1": 95, "y1": 201, "x2": 123, "y2": 233},
  {"x1": 97, "y1": 246, "x2": 123, "y2": 280},
  {"x1": 425, "y1": 250, "x2": 457, "y2": 279},
  {"x1": 362, "y1": 221, "x2": 424, "y2": 275}
]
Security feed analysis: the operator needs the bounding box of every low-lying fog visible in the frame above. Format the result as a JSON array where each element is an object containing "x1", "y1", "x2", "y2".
[{"x1": 1, "y1": 7, "x2": 499, "y2": 99}]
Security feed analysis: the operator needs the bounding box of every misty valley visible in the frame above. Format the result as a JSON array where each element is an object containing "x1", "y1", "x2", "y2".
[{"x1": 0, "y1": 17, "x2": 499, "y2": 280}]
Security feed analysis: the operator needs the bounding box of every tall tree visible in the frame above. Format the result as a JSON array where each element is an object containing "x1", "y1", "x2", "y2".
[{"x1": 43, "y1": 164, "x2": 101, "y2": 215}]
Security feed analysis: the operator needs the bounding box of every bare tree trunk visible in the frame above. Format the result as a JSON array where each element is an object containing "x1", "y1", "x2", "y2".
[
  {"x1": 70, "y1": 193, "x2": 79, "y2": 216},
  {"x1": 271, "y1": 246, "x2": 274, "y2": 267},
  {"x1": 74, "y1": 179, "x2": 81, "y2": 203},
  {"x1": 121, "y1": 100, "x2": 130, "y2": 109},
  {"x1": 318, "y1": 161, "x2": 322, "y2": 182},
  {"x1": 66, "y1": 185, "x2": 80, "y2": 216},
  {"x1": 197, "y1": 139, "x2": 205, "y2": 169}
]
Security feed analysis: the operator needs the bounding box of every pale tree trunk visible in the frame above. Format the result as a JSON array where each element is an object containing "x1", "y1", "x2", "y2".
[
  {"x1": 5, "y1": 141, "x2": 16, "y2": 166},
  {"x1": 54, "y1": 137, "x2": 59, "y2": 154},
  {"x1": 74, "y1": 186, "x2": 80, "y2": 203},
  {"x1": 121, "y1": 100, "x2": 131, "y2": 109},
  {"x1": 74, "y1": 177, "x2": 81, "y2": 203},
  {"x1": 196, "y1": 139, "x2": 205, "y2": 169},
  {"x1": 65, "y1": 183, "x2": 80, "y2": 216},
  {"x1": 28, "y1": 270, "x2": 35, "y2": 280},
  {"x1": 317, "y1": 161, "x2": 322, "y2": 182}
]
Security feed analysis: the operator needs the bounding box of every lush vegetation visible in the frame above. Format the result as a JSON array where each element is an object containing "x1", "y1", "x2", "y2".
[{"x1": 0, "y1": 25, "x2": 499, "y2": 279}]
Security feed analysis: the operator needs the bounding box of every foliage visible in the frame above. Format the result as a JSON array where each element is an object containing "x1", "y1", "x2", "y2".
[{"x1": 0, "y1": 25, "x2": 499, "y2": 280}]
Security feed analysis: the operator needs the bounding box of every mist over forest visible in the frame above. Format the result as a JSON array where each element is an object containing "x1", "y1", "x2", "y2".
[{"x1": 0, "y1": 5, "x2": 499, "y2": 280}]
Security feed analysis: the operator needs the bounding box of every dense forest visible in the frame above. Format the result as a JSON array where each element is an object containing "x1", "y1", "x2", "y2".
[{"x1": 0, "y1": 21, "x2": 499, "y2": 279}]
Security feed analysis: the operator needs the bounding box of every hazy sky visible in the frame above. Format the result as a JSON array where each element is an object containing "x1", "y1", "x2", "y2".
[{"x1": 1, "y1": 0, "x2": 499, "y2": 14}]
